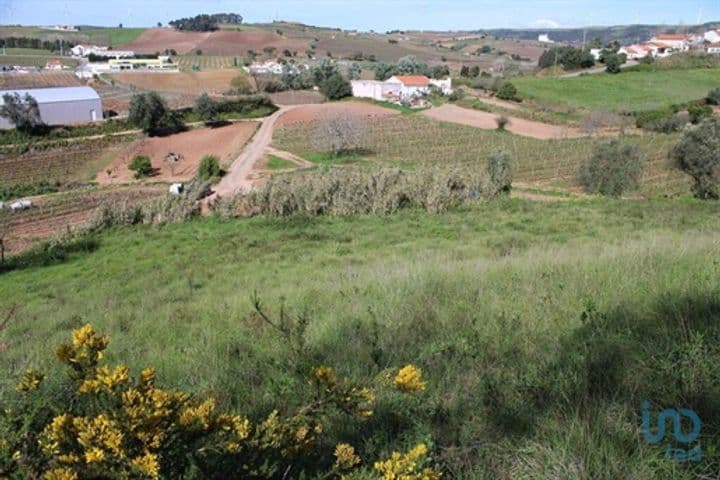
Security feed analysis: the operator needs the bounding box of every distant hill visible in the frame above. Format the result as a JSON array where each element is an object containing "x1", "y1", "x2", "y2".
[{"x1": 480, "y1": 21, "x2": 720, "y2": 45}]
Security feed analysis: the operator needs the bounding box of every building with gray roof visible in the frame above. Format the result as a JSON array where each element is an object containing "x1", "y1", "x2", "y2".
[{"x1": 0, "y1": 86, "x2": 102, "y2": 129}]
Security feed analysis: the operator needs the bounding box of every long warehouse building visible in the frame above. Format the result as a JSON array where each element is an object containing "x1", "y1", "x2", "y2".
[{"x1": 0, "y1": 86, "x2": 102, "y2": 129}]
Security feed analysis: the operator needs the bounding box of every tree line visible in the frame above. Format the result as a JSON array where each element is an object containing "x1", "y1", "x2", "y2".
[
  {"x1": 0, "y1": 37, "x2": 75, "y2": 51},
  {"x1": 169, "y1": 13, "x2": 243, "y2": 32}
]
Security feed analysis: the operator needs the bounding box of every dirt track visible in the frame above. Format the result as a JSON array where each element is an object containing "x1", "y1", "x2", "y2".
[{"x1": 422, "y1": 104, "x2": 584, "y2": 139}]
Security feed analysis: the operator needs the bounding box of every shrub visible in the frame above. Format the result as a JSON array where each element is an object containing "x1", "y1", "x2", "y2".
[
  {"x1": 707, "y1": 88, "x2": 720, "y2": 106},
  {"x1": 321, "y1": 73, "x2": 352, "y2": 100},
  {"x1": 604, "y1": 53, "x2": 623, "y2": 74},
  {"x1": 219, "y1": 166, "x2": 502, "y2": 217},
  {"x1": 486, "y1": 150, "x2": 514, "y2": 193},
  {"x1": 1, "y1": 324, "x2": 442, "y2": 479},
  {"x1": 230, "y1": 75, "x2": 255, "y2": 95},
  {"x1": 197, "y1": 155, "x2": 222, "y2": 181},
  {"x1": 579, "y1": 140, "x2": 645, "y2": 196},
  {"x1": 496, "y1": 82, "x2": 519, "y2": 102},
  {"x1": 670, "y1": 117, "x2": 720, "y2": 199},
  {"x1": 495, "y1": 115, "x2": 509, "y2": 130},
  {"x1": 128, "y1": 155, "x2": 153, "y2": 179},
  {"x1": 195, "y1": 93, "x2": 219, "y2": 123},
  {"x1": 128, "y1": 92, "x2": 183, "y2": 135},
  {"x1": 688, "y1": 104, "x2": 713, "y2": 124}
]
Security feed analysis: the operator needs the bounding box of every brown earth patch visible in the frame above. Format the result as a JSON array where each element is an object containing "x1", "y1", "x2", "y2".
[
  {"x1": 121, "y1": 28, "x2": 308, "y2": 56},
  {"x1": 110, "y1": 70, "x2": 240, "y2": 96},
  {"x1": 276, "y1": 101, "x2": 399, "y2": 127},
  {"x1": 98, "y1": 122, "x2": 258, "y2": 185},
  {"x1": 422, "y1": 104, "x2": 584, "y2": 140}
]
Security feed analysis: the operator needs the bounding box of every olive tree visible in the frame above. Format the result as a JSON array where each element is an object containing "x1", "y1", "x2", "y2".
[
  {"x1": 128, "y1": 92, "x2": 180, "y2": 134},
  {"x1": 579, "y1": 140, "x2": 644, "y2": 196},
  {"x1": 0, "y1": 93, "x2": 44, "y2": 133},
  {"x1": 194, "y1": 93, "x2": 218, "y2": 123},
  {"x1": 670, "y1": 118, "x2": 720, "y2": 199}
]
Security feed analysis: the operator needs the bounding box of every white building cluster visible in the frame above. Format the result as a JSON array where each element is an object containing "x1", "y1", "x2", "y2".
[{"x1": 351, "y1": 75, "x2": 453, "y2": 105}]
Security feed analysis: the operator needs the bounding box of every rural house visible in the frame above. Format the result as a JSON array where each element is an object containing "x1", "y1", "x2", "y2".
[
  {"x1": 0, "y1": 86, "x2": 103, "y2": 129},
  {"x1": 648, "y1": 34, "x2": 690, "y2": 52},
  {"x1": 351, "y1": 75, "x2": 452, "y2": 104},
  {"x1": 44, "y1": 59, "x2": 63, "y2": 70}
]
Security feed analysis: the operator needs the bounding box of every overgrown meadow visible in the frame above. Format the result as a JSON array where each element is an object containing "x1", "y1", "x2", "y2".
[{"x1": 1, "y1": 198, "x2": 719, "y2": 478}]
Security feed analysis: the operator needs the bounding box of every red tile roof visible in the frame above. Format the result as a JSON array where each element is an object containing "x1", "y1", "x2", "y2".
[
  {"x1": 393, "y1": 75, "x2": 431, "y2": 86},
  {"x1": 655, "y1": 34, "x2": 687, "y2": 41}
]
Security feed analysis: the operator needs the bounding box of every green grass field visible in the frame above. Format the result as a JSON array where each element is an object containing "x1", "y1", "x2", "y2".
[
  {"x1": 514, "y1": 68, "x2": 720, "y2": 112},
  {"x1": 1, "y1": 198, "x2": 719, "y2": 478},
  {"x1": 0, "y1": 26, "x2": 145, "y2": 48}
]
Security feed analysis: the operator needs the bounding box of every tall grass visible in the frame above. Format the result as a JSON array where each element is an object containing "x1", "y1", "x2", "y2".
[{"x1": 1, "y1": 198, "x2": 719, "y2": 478}]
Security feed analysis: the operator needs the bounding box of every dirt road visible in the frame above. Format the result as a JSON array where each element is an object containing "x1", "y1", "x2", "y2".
[
  {"x1": 212, "y1": 106, "x2": 298, "y2": 198},
  {"x1": 422, "y1": 104, "x2": 584, "y2": 140}
]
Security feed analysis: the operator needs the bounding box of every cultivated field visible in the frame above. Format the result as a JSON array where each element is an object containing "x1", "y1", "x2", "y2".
[
  {"x1": 109, "y1": 70, "x2": 240, "y2": 95},
  {"x1": 0, "y1": 54, "x2": 78, "y2": 68},
  {"x1": 0, "y1": 71, "x2": 82, "y2": 89},
  {"x1": 0, "y1": 26, "x2": 145, "y2": 47},
  {"x1": 514, "y1": 68, "x2": 720, "y2": 111},
  {"x1": 0, "y1": 136, "x2": 134, "y2": 188},
  {"x1": 99, "y1": 122, "x2": 259, "y2": 184},
  {"x1": 273, "y1": 114, "x2": 690, "y2": 196},
  {"x1": 275, "y1": 101, "x2": 399, "y2": 126},
  {"x1": 172, "y1": 55, "x2": 243, "y2": 71},
  {"x1": 0, "y1": 185, "x2": 166, "y2": 255}
]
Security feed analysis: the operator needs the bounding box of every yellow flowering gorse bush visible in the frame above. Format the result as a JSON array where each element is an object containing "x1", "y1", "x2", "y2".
[{"x1": 0, "y1": 324, "x2": 441, "y2": 479}]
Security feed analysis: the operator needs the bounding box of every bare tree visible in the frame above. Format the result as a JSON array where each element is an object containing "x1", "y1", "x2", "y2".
[{"x1": 312, "y1": 111, "x2": 367, "y2": 156}]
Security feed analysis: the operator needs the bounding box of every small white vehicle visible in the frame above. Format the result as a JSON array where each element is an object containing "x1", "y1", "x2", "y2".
[
  {"x1": 169, "y1": 183, "x2": 184, "y2": 195},
  {"x1": 10, "y1": 200, "x2": 32, "y2": 212}
]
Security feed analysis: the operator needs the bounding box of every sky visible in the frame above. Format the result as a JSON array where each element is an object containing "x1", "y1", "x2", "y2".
[{"x1": 1, "y1": 0, "x2": 720, "y2": 32}]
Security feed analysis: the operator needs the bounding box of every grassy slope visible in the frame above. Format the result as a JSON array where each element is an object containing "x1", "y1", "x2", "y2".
[
  {"x1": 514, "y1": 68, "x2": 720, "y2": 111},
  {"x1": 1, "y1": 198, "x2": 719, "y2": 478},
  {"x1": 0, "y1": 26, "x2": 145, "y2": 47}
]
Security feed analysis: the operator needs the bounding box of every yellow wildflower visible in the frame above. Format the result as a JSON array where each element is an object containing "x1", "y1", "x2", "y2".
[
  {"x1": 313, "y1": 365, "x2": 337, "y2": 386},
  {"x1": 84, "y1": 447, "x2": 105, "y2": 464},
  {"x1": 74, "y1": 414, "x2": 124, "y2": 458},
  {"x1": 395, "y1": 365, "x2": 427, "y2": 393},
  {"x1": 334, "y1": 443, "x2": 361, "y2": 469},
  {"x1": 178, "y1": 398, "x2": 215, "y2": 429},
  {"x1": 12, "y1": 450, "x2": 21, "y2": 461},
  {"x1": 132, "y1": 451, "x2": 160, "y2": 479},
  {"x1": 17, "y1": 369, "x2": 45, "y2": 392},
  {"x1": 78, "y1": 365, "x2": 129, "y2": 394},
  {"x1": 44, "y1": 468, "x2": 78, "y2": 480},
  {"x1": 374, "y1": 443, "x2": 441, "y2": 480},
  {"x1": 226, "y1": 442, "x2": 241, "y2": 453},
  {"x1": 139, "y1": 368, "x2": 156, "y2": 390}
]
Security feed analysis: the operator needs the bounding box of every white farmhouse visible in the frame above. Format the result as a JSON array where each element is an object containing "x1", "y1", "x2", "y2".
[
  {"x1": 351, "y1": 75, "x2": 452, "y2": 104},
  {"x1": 538, "y1": 34, "x2": 554, "y2": 44},
  {"x1": 70, "y1": 45, "x2": 135, "y2": 58},
  {"x1": 649, "y1": 34, "x2": 690, "y2": 52},
  {"x1": 704, "y1": 29, "x2": 720, "y2": 44}
]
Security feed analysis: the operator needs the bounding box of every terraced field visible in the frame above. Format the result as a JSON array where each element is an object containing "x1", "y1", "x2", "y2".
[
  {"x1": 273, "y1": 115, "x2": 690, "y2": 196},
  {"x1": 0, "y1": 71, "x2": 82, "y2": 89},
  {"x1": 0, "y1": 136, "x2": 135, "y2": 187},
  {"x1": 1, "y1": 185, "x2": 166, "y2": 254},
  {"x1": 172, "y1": 55, "x2": 243, "y2": 71}
]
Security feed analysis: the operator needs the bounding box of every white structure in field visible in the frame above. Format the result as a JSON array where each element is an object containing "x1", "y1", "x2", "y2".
[
  {"x1": 538, "y1": 34, "x2": 554, "y2": 44},
  {"x1": 246, "y1": 61, "x2": 285, "y2": 75},
  {"x1": 45, "y1": 59, "x2": 64, "y2": 70},
  {"x1": 618, "y1": 44, "x2": 653, "y2": 60},
  {"x1": 351, "y1": 75, "x2": 452, "y2": 103},
  {"x1": 0, "y1": 87, "x2": 102, "y2": 129},
  {"x1": 705, "y1": 29, "x2": 720, "y2": 44},
  {"x1": 649, "y1": 34, "x2": 690, "y2": 52},
  {"x1": 70, "y1": 45, "x2": 135, "y2": 58}
]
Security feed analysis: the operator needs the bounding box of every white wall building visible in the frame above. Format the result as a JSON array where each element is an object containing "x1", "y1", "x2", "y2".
[
  {"x1": 649, "y1": 34, "x2": 690, "y2": 51},
  {"x1": 538, "y1": 34, "x2": 554, "y2": 44},
  {"x1": 71, "y1": 45, "x2": 135, "y2": 58},
  {"x1": 351, "y1": 75, "x2": 452, "y2": 103},
  {"x1": 704, "y1": 30, "x2": 720, "y2": 44}
]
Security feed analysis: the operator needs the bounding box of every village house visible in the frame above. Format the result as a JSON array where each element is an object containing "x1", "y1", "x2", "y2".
[
  {"x1": 618, "y1": 44, "x2": 652, "y2": 60},
  {"x1": 351, "y1": 75, "x2": 452, "y2": 104},
  {"x1": 705, "y1": 29, "x2": 720, "y2": 44},
  {"x1": 648, "y1": 34, "x2": 690, "y2": 52},
  {"x1": 44, "y1": 59, "x2": 64, "y2": 70},
  {"x1": 246, "y1": 61, "x2": 285, "y2": 75}
]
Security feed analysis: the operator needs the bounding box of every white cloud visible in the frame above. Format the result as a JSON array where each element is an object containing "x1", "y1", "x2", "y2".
[{"x1": 534, "y1": 18, "x2": 561, "y2": 29}]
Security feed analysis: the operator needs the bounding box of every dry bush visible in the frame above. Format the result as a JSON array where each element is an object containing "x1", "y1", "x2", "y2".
[
  {"x1": 217, "y1": 166, "x2": 502, "y2": 217},
  {"x1": 88, "y1": 182, "x2": 209, "y2": 230},
  {"x1": 312, "y1": 112, "x2": 367, "y2": 156},
  {"x1": 581, "y1": 110, "x2": 632, "y2": 134}
]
